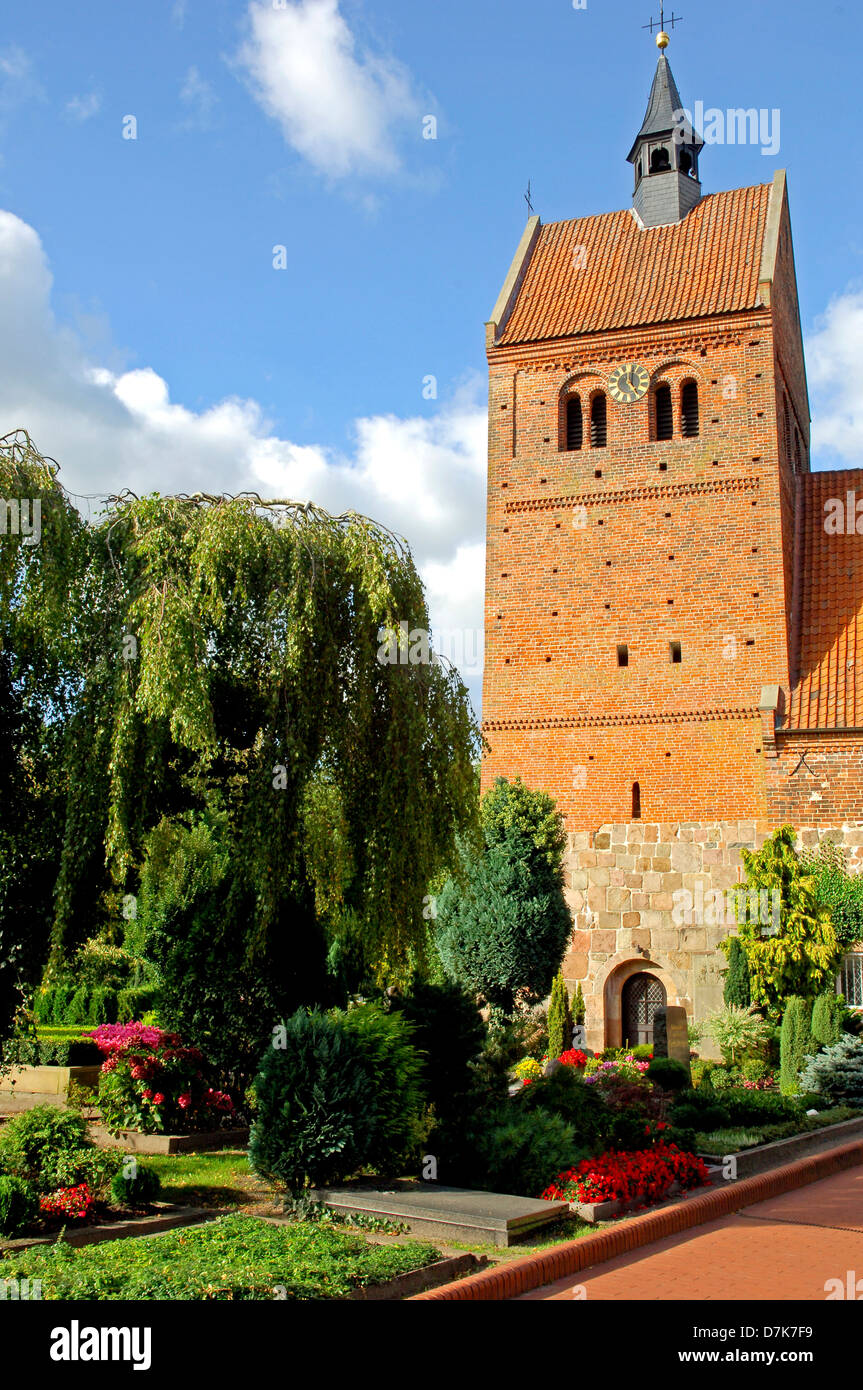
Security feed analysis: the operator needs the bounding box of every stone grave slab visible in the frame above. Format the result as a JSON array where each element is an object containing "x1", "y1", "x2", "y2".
[
  {"x1": 310, "y1": 1182, "x2": 568, "y2": 1247},
  {"x1": 653, "y1": 1005, "x2": 692, "y2": 1081}
]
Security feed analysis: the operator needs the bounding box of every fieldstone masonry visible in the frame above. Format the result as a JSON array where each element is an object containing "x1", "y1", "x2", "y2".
[{"x1": 561, "y1": 819, "x2": 863, "y2": 1056}]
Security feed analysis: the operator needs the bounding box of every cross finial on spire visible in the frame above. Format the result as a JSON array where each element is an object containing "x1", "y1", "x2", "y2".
[
  {"x1": 642, "y1": 6, "x2": 683, "y2": 47},
  {"x1": 524, "y1": 180, "x2": 534, "y2": 217}
]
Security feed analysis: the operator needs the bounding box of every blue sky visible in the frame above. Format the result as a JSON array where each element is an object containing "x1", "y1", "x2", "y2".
[{"x1": 1, "y1": 0, "x2": 861, "y2": 711}]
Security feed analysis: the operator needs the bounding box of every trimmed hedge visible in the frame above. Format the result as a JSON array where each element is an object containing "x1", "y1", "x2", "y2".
[{"x1": 1, "y1": 1037, "x2": 101, "y2": 1068}]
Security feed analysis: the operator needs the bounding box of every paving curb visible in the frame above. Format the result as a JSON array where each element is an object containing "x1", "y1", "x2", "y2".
[{"x1": 409, "y1": 1139, "x2": 863, "y2": 1301}]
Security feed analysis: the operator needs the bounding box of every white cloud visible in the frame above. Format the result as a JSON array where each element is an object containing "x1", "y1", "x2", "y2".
[
  {"x1": 65, "y1": 92, "x2": 102, "y2": 123},
  {"x1": 235, "y1": 0, "x2": 422, "y2": 179},
  {"x1": 179, "y1": 66, "x2": 217, "y2": 131},
  {"x1": 807, "y1": 286, "x2": 863, "y2": 463},
  {"x1": 0, "y1": 46, "x2": 31, "y2": 81},
  {"x1": 0, "y1": 209, "x2": 486, "y2": 699}
]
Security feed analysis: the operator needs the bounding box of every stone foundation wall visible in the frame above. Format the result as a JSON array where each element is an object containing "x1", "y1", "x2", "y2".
[{"x1": 561, "y1": 819, "x2": 863, "y2": 1055}]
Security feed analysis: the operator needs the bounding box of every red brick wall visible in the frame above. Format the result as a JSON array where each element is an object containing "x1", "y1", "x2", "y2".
[
  {"x1": 767, "y1": 737, "x2": 863, "y2": 823},
  {"x1": 482, "y1": 309, "x2": 796, "y2": 829}
]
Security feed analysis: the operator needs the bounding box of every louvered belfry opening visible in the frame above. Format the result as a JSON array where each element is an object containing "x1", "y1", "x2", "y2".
[
  {"x1": 681, "y1": 380, "x2": 700, "y2": 437},
  {"x1": 655, "y1": 383, "x2": 673, "y2": 440},
  {"x1": 566, "y1": 394, "x2": 583, "y2": 451},
  {"x1": 590, "y1": 393, "x2": 607, "y2": 448}
]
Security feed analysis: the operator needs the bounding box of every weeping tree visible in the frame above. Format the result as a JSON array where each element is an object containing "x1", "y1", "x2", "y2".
[
  {"x1": 0, "y1": 433, "x2": 480, "y2": 1068},
  {"x1": 0, "y1": 431, "x2": 87, "y2": 1036}
]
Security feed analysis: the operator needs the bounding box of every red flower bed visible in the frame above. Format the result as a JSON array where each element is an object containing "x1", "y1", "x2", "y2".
[
  {"x1": 541, "y1": 1142, "x2": 710, "y2": 1206},
  {"x1": 39, "y1": 1182, "x2": 96, "y2": 1222},
  {"x1": 558, "y1": 1049, "x2": 588, "y2": 1069}
]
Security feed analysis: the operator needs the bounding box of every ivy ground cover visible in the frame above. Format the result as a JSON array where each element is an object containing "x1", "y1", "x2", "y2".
[{"x1": 1, "y1": 1213, "x2": 441, "y2": 1300}]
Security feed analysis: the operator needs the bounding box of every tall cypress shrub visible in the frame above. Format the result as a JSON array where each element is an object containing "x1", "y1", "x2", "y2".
[
  {"x1": 810, "y1": 992, "x2": 845, "y2": 1050},
  {"x1": 547, "y1": 971, "x2": 572, "y2": 1060},
  {"x1": 779, "y1": 996, "x2": 814, "y2": 1095},
  {"x1": 724, "y1": 936, "x2": 751, "y2": 1007}
]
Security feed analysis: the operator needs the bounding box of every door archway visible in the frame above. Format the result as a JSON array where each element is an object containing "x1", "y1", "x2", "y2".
[{"x1": 621, "y1": 972, "x2": 666, "y2": 1048}]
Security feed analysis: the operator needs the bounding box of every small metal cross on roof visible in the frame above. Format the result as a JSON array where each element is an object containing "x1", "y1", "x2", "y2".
[
  {"x1": 643, "y1": 5, "x2": 683, "y2": 34},
  {"x1": 524, "y1": 180, "x2": 534, "y2": 216}
]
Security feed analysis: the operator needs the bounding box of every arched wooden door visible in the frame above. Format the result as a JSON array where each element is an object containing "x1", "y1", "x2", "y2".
[{"x1": 621, "y1": 973, "x2": 666, "y2": 1048}]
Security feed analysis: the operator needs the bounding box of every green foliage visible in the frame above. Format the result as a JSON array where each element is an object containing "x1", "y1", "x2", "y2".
[
  {"x1": 436, "y1": 778, "x2": 571, "y2": 1013},
  {"x1": 547, "y1": 971, "x2": 572, "y2": 1061},
  {"x1": 673, "y1": 1101, "x2": 731, "y2": 1131},
  {"x1": 646, "y1": 1057, "x2": 690, "y2": 1091},
  {"x1": 2, "y1": 1036, "x2": 100, "y2": 1067},
  {"x1": 727, "y1": 827, "x2": 843, "y2": 1018},
  {"x1": 741, "y1": 1058, "x2": 770, "y2": 1083},
  {"x1": 723, "y1": 936, "x2": 751, "y2": 1007},
  {"x1": 0, "y1": 1176, "x2": 39, "y2": 1237},
  {"x1": 516, "y1": 1067, "x2": 607, "y2": 1150},
  {"x1": 2, "y1": 1212, "x2": 440, "y2": 1300},
  {"x1": 780, "y1": 996, "x2": 815, "y2": 1096},
  {"x1": 40, "y1": 1147, "x2": 124, "y2": 1201},
  {"x1": 473, "y1": 1107, "x2": 580, "y2": 1199},
  {"x1": 810, "y1": 992, "x2": 846, "y2": 1050},
  {"x1": 387, "y1": 977, "x2": 485, "y2": 1126},
  {"x1": 799, "y1": 837, "x2": 863, "y2": 950},
  {"x1": 110, "y1": 1163, "x2": 162, "y2": 1208},
  {"x1": 799, "y1": 1035, "x2": 863, "y2": 1107},
  {"x1": 572, "y1": 981, "x2": 585, "y2": 1025},
  {"x1": 0, "y1": 1105, "x2": 91, "y2": 1188},
  {"x1": 249, "y1": 1005, "x2": 427, "y2": 1193},
  {"x1": 706, "y1": 1003, "x2": 772, "y2": 1066}
]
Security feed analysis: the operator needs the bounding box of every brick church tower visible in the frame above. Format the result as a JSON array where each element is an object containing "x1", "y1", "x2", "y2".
[{"x1": 480, "y1": 31, "x2": 863, "y2": 1048}]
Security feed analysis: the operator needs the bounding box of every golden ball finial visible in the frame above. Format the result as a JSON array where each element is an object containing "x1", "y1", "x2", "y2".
[{"x1": 656, "y1": 30, "x2": 670, "y2": 49}]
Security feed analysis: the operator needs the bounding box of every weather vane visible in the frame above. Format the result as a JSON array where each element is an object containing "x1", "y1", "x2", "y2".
[
  {"x1": 643, "y1": 6, "x2": 683, "y2": 47},
  {"x1": 524, "y1": 180, "x2": 534, "y2": 216}
]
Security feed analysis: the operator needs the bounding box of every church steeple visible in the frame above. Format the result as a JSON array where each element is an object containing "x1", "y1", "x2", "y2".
[{"x1": 627, "y1": 35, "x2": 703, "y2": 228}]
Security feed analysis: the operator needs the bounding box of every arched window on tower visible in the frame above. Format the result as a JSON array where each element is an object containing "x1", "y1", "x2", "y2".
[
  {"x1": 631, "y1": 782, "x2": 641, "y2": 821},
  {"x1": 679, "y1": 149, "x2": 692, "y2": 176},
  {"x1": 650, "y1": 146, "x2": 670, "y2": 173},
  {"x1": 681, "y1": 380, "x2": 700, "y2": 437},
  {"x1": 590, "y1": 393, "x2": 607, "y2": 449},
  {"x1": 654, "y1": 383, "x2": 673, "y2": 441},
  {"x1": 565, "y1": 395, "x2": 583, "y2": 451}
]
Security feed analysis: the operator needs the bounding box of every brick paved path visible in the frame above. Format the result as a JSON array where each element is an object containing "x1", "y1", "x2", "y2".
[{"x1": 517, "y1": 1168, "x2": 863, "y2": 1300}]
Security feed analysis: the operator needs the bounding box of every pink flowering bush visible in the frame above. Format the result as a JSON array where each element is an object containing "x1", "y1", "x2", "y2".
[{"x1": 88, "y1": 1023, "x2": 234, "y2": 1135}]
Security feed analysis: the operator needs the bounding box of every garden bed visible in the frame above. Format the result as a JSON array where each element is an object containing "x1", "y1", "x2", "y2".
[
  {"x1": 0, "y1": 1202, "x2": 220, "y2": 1254},
  {"x1": 89, "y1": 1123, "x2": 249, "y2": 1155},
  {"x1": 0, "y1": 1212, "x2": 444, "y2": 1300},
  {"x1": 698, "y1": 1113, "x2": 863, "y2": 1180}
]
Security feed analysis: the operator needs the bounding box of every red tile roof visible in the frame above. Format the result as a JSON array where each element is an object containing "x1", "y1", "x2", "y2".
[
  {"x1": 786, "y1": 470, "x2": 863, "y2": 731},
  {"x1": 496, "y1": 184, "x2": 773, "y2": 345}
]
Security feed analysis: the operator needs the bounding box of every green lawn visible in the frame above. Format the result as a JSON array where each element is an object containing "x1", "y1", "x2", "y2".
[
  {"x1": 0, "y1": 1213, "x2": 441, "y2": 1300},
  {"x1": 143, "y1": 1150, "x2": 261, "y2": 1209}
]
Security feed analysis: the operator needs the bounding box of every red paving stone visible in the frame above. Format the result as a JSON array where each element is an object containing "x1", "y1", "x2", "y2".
[{"x1": 517, "y1": 1170, "x2": 863, "y2": 1301}]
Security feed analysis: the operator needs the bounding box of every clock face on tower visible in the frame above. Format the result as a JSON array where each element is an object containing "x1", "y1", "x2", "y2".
[{"x1": 609, "y1": 363, "x2": 650, "y2": 404}]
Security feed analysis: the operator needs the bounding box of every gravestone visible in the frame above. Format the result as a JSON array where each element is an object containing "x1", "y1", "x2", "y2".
[{"x1": 653, "y1": 1005, "x2": 691, "y2": 1082}]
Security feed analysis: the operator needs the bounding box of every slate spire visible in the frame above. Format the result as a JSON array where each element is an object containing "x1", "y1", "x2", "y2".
[{"x1": 627, "y1": 50, "x2": 703, "y2": 228}]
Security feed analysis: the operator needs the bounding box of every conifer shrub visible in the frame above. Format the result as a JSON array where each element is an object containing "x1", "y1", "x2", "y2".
[
  {"x1": 249, "y1": 1005, "x2": 426, "y2": 1193},
  {"x1": 0, "y1": 1176, "x2": 38, "y2": 1237},
  {"x1": 799, "y1": 1035, "x2": 863, "y2": 1108},
  {"x1": 779, "y1": 997, "x2": 815, "y2": 1095},
  {"x1": 547, "y1": 971, "x2": 572, "y2": 1061},
  {"x1": 724, "y1": 936, "x2": 751, "y2": 1007},
  {"x1": 646, "y1": 1057, "x2": 690, "y2": 1091},
  {"x1": 573, "y1": 981, "x2": 586, "y2": 1025},
  {"x1": 810, "y1": 992, "x2": 846, "y2": 1050},
  {"x1": 110, "y1": 1163, "x2": 161, "y2": 1208}
]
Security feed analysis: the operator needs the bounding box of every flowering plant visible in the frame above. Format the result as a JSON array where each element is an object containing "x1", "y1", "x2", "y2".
[
  {"x1": 541, "y1": 1142, "x2": 710, "y2": 1207},
  {"x1": 88, "y1": 1023, "x2": 234, "y2": 1136},
  {"x1": 740, "y1": 1073, "x2": 775, "y2": 1090},
  {"x1": 513, "y1": 1057, "x2": 543, "y2": 1082},
  {"x1": 584, "y1": 1054, "x2": 650, "y2": 1084},
  {"x1": 558, "y1": 1050, "x2": 588, "y2": 1069},
  {"x1": 39, "y1": 1182, "x2": 95, "y2": 1222}
]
